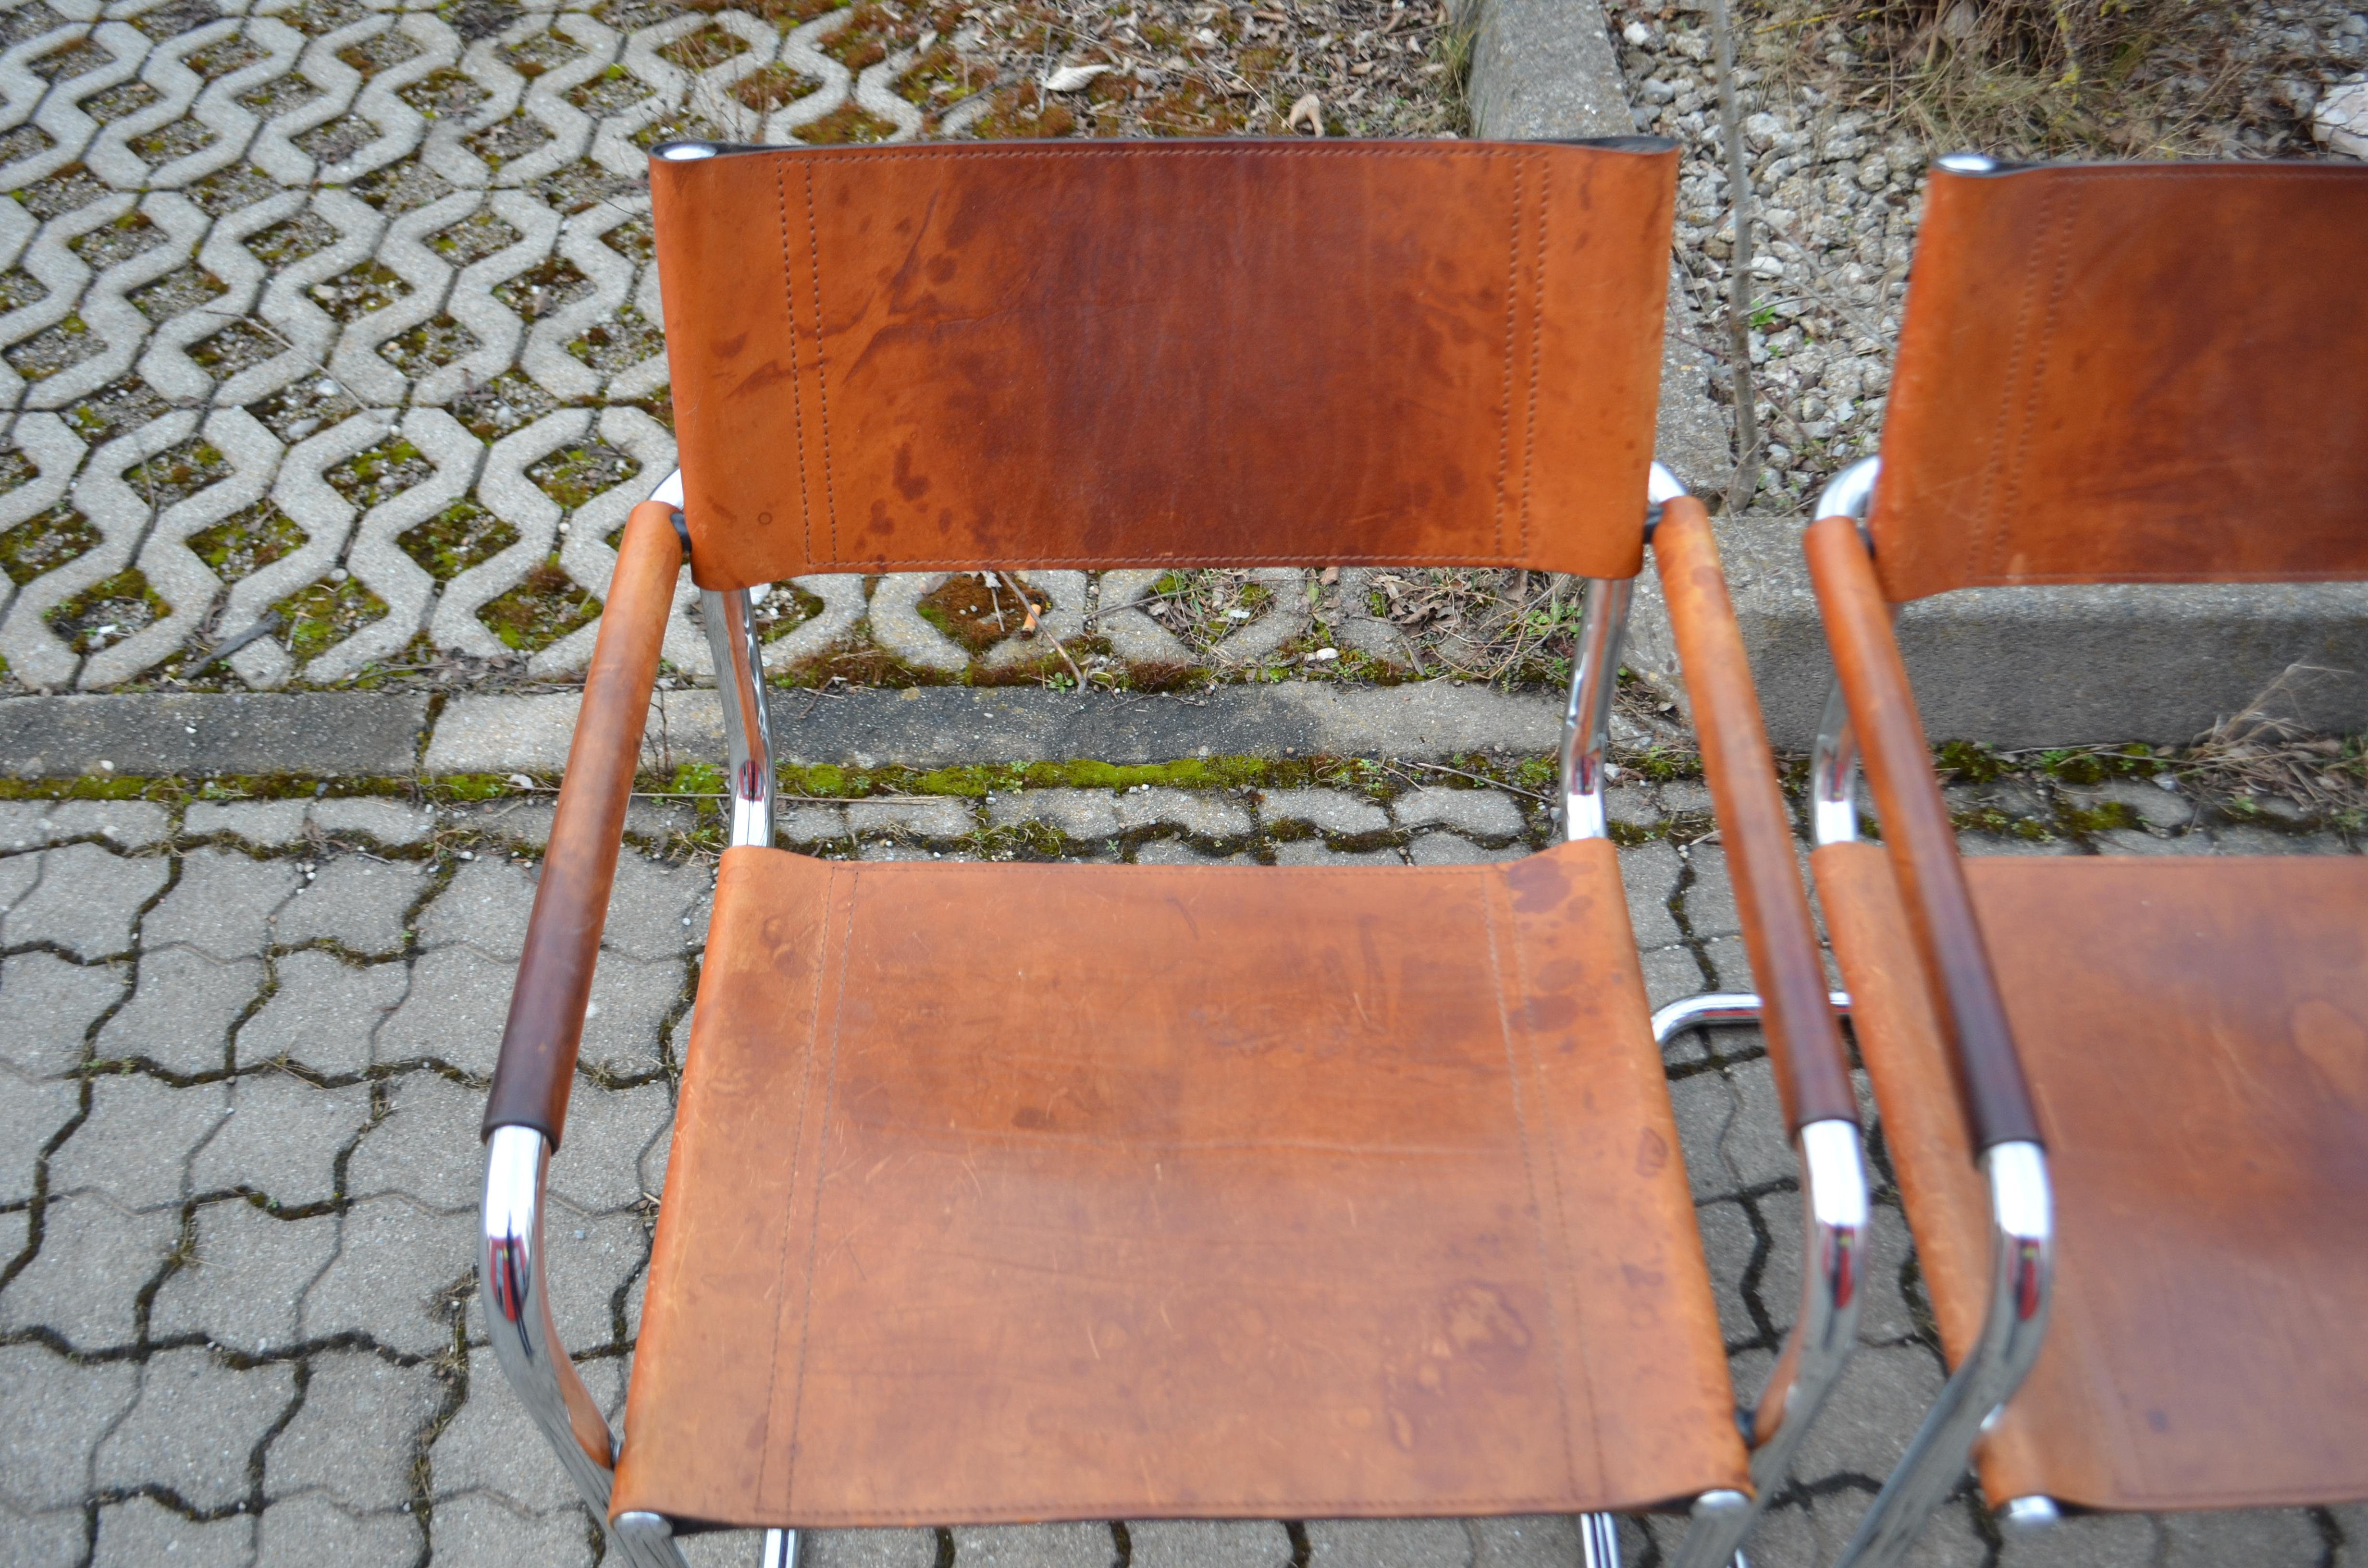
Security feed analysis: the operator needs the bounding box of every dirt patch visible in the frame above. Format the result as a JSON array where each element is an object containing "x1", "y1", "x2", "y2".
[
  {"x1": 917, "y1": 572, "x2": 1051, "y2": 655},
  {"x1": 48, "y1": 569, "x2": 171, "y2": 655}
]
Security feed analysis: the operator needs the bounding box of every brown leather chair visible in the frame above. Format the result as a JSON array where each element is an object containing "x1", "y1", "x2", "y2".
[
  {"x1": 476, "y1": 137, "x2": 1870, "y2": 1568},
  {"x1": 1791, "y1": 157, "x2": 2368, "y2": 1567}
]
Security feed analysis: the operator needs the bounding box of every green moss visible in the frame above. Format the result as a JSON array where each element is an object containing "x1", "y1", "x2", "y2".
[
  {"x1": 0, "y1": 504, "x2": 98, "y2": 586},
  {"x1": 273, "y1": 574, "x2": 388, "y2": 661},
  {"x1": 477, "y1": 558, "x2": 599, "y2": 652},
  {"x1": 397, "y1": 498, "x2": 517, "y2": 581},
  {"x1": 1932, "y1": 739, "x2": 2007, "y2": 782},
  {"x1": 2056, "y1": 800, "x2": 2141, "y2": 835},
  {"x1": 187, "y1": 502, "x2": 306, "y2": 583}
]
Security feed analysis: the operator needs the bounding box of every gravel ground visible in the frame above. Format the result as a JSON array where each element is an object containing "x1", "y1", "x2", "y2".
[{"x1": 1609, "y1": 0, "x2": 2368, "y2": 512}]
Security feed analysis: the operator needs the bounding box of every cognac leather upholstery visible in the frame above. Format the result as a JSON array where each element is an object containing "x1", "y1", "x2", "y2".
[
  {"x1": 615, "y1": 842, "x2": 1748, "y2": 1529},
  {"x1": 1867, "y1": 160, "x2": 2368, "y2": 602},
  {"x1": 1815, "y1": 845, "x2": 2368, "y2": 1511},
  {"x1": 649, "y1": 138, "x2": 1677, "y2": 589}
]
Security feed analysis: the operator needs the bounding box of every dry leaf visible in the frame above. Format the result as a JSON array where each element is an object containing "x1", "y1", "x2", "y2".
[
  {"x1": 1319, "y1": 565, "x2": 1340, "y2": 585},
  {"x1": 1045, "y1": 63, "x2": 1114, "y2": 92},
  {"x1": 1288, "y1": 92, "x2": 1323, "y2": 135}
]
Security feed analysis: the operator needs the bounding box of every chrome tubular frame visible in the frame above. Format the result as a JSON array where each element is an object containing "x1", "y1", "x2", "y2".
[
  {"x1": 1561, "y1": 463, "x2": 1682, "y2": 846},
  {"x1": 1560, "y1": 574, "x2": 1632, "y2": 843},
  {"x1": 1810, "y1": 457, "x2": 1879, "y2": 848},
  {"x1": 763, "y1": 1528, "x2": 802, "y2": 1568},
  {"x1": 1833, "y1": 1141, "x2": 2054, "y2": 1568},
  {"x1": 482, "y1": 1126, "x2": 690, "y2": 1568},
  {"x1": 660, "y1": 467, "x2": 776, "y2": 852},
  {"x1": 1652, "y1": 991, "x2": 1851, "y2": 1045}
]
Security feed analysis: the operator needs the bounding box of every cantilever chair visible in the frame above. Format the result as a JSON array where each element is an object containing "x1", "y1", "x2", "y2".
[
  {"x1": 479, "y1": 137, "x2": 1870, "y2": 1568},
  {"x1": 1784, "y1": 158, "x2": 2368, "y2": 1567}
]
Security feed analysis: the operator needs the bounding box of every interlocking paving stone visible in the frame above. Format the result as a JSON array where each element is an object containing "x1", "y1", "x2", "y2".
[
  {"x1": 150, "y1": 1200, "x2": 340, "y2": 1355},
  {"x1": 1129, "y1": 1520, "x2": 1295, "y2": 1568},
  {"x1": 49, "y1": 1072, "x2": 226, "y2": 1210},
  {"x1": 1307, "y1": 1518, "x2": 1474, "y2": 1567},
  {"x1": 96, "y1": 1347, "x2": 297, "y2": 1510},
  {"x1": 192, "y1": 1069, "x2": 373, "y2": 1205},
  {"x1": 274, "y1": 852, "x2": 428, "y2": 952},
  {"x1": 92, "y1": 1494, "x2": 256, "y2": 1568},
  {"x1": 1389, "y1": 786, "x2": 1527, "y2": 840},
  {"x1": 1, "y1": 842, "x2": 170, "y2": 958},
  {"x1": 264, "y1": 1349, "x2": 443, "y2": 1512},
  {"x1": 1255, "y1": 786, "x2": 1390, "y2": 836},
  {"x1": 1114, "y1": 785, "x2": 1253, "y2": 838},
  {"x1": 146, "y1": 843, "x2": 301, "y2": 957},
  {"x1": 949, "y1": 1525, "x2": 1117, "y2": 1568},
  {"x1": 0, "y1": 1343, "x2": 141, "y2": 1515},
  {"x1": 251, "y1": 1493, "x2": 423, "y2": 1568},
  {"x1": 0, "y1": 808, "x2": 2350, "y2": 1566},
  {"x1": 987, "y1": 787, "x2": 1122, "y2": 841},
  {"x1": 28, "y1": 799, "x2": 173, "y2": 847},
  {"x1": 799, "y1": 1528, "x2": 947, "y2": 1568},
  {"x1": 0, "y1": 1192, "x2": 179, "y2": 1349},
  {"x1": 345, "y1": 1066, "x2": 482, "y2": 1213},
  {"x1": 0, "y1": 695, "x2": 432, "y2": 772},
  {"x1": 302, "y1": 1194, "x2": 474, "y2": 1358},
  {"x1": 235, "y1": 948, "x2": 407, "y2": 1071},
  {"x1": 94, "y1": 945, "x2": 263, "y2": 1074},
  {"x1": 186, "y1": 797, "x2": 311, "y2": 844},
  {"x1": 1405, "y1": 831, "x2": 1528, "y2": 866},
  {"x1": 0, "y1": 1067, "x2": 78, "y2": 1205},
  {"x1": 430, "y1": 1493, "x2": 599, "y2": 1568},
  {"x1": 418, "y1": 854, "x2": 538, "y2": 960}
]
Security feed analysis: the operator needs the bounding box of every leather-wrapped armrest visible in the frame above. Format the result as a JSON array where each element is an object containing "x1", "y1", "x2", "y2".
[
  {"x1": 1654, "y1": 497, "x2": 1858, "y2": 1132},
  {"x1": 481, "y1": 501, "x2": 684, "y2": 1149},
  {"x1": 1802, "y1": 513, "x2": 2040, "y2": 1153}
]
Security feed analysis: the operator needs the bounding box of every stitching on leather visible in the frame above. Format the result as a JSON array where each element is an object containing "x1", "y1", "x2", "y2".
[
  {"x1": 1964, "y1": 181, "x2": 2055, "y2": 588},
  {"x1": 775, "y1": 163, "x2": 813, "y2": 567},
  {"x1": 1476, "y1": 879, "x2": 1582, "y2": 1497},
  {"x1": 1521, "y1": 154, "x2": 1547, "y2": 562},
  {"x1": 777, "y1": 865, "x2": 860, "y2": 1512},
  {"x1": 787, "y1": 552, "x2": 1539, "y2": 569},
  {"x1": 1494, "y1": 158, "x2": 1521, "y2": 561},
  {"x1": 1498, "y1": 878, "x2": 1601, "y2": 1499},
  {"x1": 803, "y1": 161, "x2": 840, "y2": 564},
  {"x1": 753, "y1": 861, "x2": 834, "y2": 1512},
  {"x1": 1991, "y1": 185, "x2": 2076, "y2": 584}
]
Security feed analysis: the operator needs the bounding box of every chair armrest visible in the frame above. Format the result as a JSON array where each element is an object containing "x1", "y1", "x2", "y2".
[
  {"x1": 1653, "y1": 497, "x2": 1858, "y2": 1132},
  {"x1": 1802, "y1": 514, "x2": 2040, "y2": 1153},
  {"x1": 482, "y1": 501, "x2": 684, "y2": 1149}
]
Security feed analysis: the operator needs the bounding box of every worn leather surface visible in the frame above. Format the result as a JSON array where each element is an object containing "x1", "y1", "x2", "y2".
[
  {"x1": 1818, "y1": 843, "x2": 2368, "y2": 1510},
  {"x1": 1655, "y1": 498, "x2": 1855, "y2": 1131},
  {"x1": 649, "y1": 139, "x2": 1677, "y2": 590},
  {"x1": 484, "y1": 501, "x2": 681, "y2": 1148},
  {"x1": 1869, "y1": 161, "x2": 2368, "y2": 601},
  {"x1": 615, "y1": 840, "x2": 1745, "y2": 1528},
  {"x1": 1805, "y1": 515, "x2": 2037, "y2": 1151}
]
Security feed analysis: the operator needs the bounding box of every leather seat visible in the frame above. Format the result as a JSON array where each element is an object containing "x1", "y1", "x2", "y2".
[
  {"x1": 1815, "y1": 845, "x2": 2368, "y2": 1512},
  {"x1": 613, "y1": 839, "x2": 1749, "y2": 1531}
]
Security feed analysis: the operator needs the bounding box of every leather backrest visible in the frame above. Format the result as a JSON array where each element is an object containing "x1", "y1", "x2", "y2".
[
  {"x1": 1868, "y1": 161, "x2": 2368, "y2": 602},
  {"x1": 649, "y1": 138, "x2": 1677, "y2": 590}
]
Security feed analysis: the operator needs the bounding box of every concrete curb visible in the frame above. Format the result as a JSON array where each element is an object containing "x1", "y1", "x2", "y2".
[
  {"x1": 0, "y1": 684, "x2": 1608, "y2": 780},
  {"x1": 1467, "y1": 0, "x2": 2368, "y2": 746}
]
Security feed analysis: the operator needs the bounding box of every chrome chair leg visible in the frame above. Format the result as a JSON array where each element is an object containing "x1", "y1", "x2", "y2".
[
  {"x1": 1664, "y1": 1488, "x2": 1751, "y2": 1568},
  {"x1": 1579, "y1": 1511, "x2": 1623, "y2": 1568},
  {"x1": 483, "y1": 1127, "x2": 690, "y2": 1568},
  {"x1": 1832, "y1": 1143, "x2": 2054, "y2": 1568},
  {"x1": 763, "y1": 1528, "x2": 801, "y2": 1568}
]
